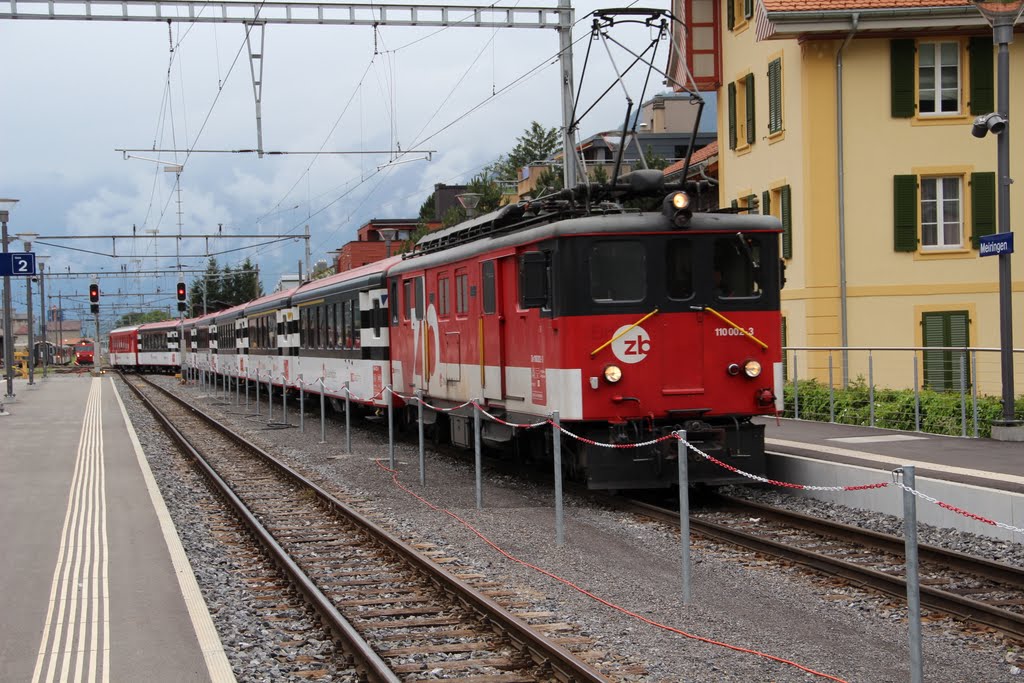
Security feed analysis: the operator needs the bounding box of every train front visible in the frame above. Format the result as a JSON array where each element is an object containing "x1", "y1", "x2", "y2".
[{"x1": 555, "y1": 204, "x2": 783, "y2": 489}]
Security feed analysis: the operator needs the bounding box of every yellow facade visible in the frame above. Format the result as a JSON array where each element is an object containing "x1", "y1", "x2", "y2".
[{"x1": 712, "y1": 5, "x2": 1024, "y2": 397}]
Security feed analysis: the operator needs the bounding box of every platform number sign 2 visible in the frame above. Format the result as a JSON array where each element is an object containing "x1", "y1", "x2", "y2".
[{"x1": 0, "y1": 252, "x2": 37, "y2": 277}]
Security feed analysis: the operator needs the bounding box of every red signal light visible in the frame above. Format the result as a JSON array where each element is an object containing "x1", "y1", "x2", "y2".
[
  {"x1": 176, "y1": 282, "x2": 186, "y2": 301},
  {"x1": 89, "y1": 283, "x2": 99, "y2": 304}
]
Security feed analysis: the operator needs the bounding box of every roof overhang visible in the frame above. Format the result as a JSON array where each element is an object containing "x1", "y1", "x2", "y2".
[{"x1": 760, "y1": 4, "x2": 994, "y2": 40}]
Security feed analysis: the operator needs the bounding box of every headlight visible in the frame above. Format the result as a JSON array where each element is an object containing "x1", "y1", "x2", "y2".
[
  {"x1": 743, "y1": 360, "x2": 762, "y2": 378},
  {"x1": 670, "y1": 192, "x2": 690, "y2": 210},
  {"x1": 603, "y1": 365, "x2": 623, "y2": 383}
]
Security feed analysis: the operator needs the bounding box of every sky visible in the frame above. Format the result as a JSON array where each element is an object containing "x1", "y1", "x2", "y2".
[{"x1": 0, "y1": 0, "x2": 713, "y2": 327}]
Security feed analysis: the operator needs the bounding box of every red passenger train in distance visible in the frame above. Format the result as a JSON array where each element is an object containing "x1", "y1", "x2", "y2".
[{"x1": 111, "y1": 170, "x2": 785, "y2": 489}]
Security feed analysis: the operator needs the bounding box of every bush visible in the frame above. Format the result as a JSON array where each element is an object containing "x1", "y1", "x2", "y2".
[{"x1": 782, "y1": 378, "x2": 1023, "y2": 438}]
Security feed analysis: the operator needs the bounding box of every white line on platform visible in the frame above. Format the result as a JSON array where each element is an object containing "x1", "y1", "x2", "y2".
[{"x1": 827, "y1": 435, "x2": 928, "y2": 444}]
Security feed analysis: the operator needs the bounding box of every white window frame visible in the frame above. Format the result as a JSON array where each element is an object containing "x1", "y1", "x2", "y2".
[
  {"x1": 918, "y1": 41, "x2": 961, "y2": 116},
  {"x1": 920, "y1": 176, "x2": 963, "y2": 250}
]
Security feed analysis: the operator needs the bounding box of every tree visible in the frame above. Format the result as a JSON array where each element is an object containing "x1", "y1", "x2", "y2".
[
  {"x1": 115, "y1": 310, "x2": 170, "y2": 327},
  {"x1": 188, "y1": 257, "x2": 263, "y2": 315},
  {"x1": 488, "y1": 121, "x2": 561, "y2": 183}
]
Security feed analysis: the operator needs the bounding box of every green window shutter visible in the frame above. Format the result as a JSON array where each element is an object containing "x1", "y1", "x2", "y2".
[
  {"x1": 890, "y1": 39, "x2": 917, "y2": 118},
  {"x1": 747, "y1": 194, "x2": 758, "y2": 214},
  {"x1": 969, "y1": 37, "x2": 994, "y2": 115},
  {"x1": 780, "y1": 185, "x2": 792, "y2": 259},
  {"x1": 731, "y1": 199, "x2": 739, "y2": 209},
  {"x1": 893, "y1": 175, "x2": 919, "y2": 252},
  {"x1": 762, "y1": 190, "x2": 771, "y2": 217},
  {"x1": 727, "y1": 0, "x2": 735, "y2": 30},
  {"x1": 746, "y1": 72, "x2": 756, "y2": 145},
  {"x1": 922, "y1": 311, "x2": 970, "y2": 391},
  {"x1": 744, "y1": 0, "x2": 753, "y2": 19},
  {"x1": 768, "y1": 58, "x2": 782, "y2": 134},
  {"x1": 728, "y1": 82, "x2": 737, "y2": 150},
  {"x1": 970, "y1": 171, "x2": 996, "y2": 248}
]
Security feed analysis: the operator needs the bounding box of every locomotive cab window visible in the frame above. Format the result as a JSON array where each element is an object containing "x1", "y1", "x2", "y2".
[
  {"x1": 713, "y1": 235, "x2": 764, "y2": 300},
  {"x1": 481, "y1": 261, "x2": 496, "y2": 314},
  {"x1": 666, "y1": 239, "x2": 694, "y2": 300},
  {"x1": 590, "y1": 240, "x2": 645, "y2": 303}
]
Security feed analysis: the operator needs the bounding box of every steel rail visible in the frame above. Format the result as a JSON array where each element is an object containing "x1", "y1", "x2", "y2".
[
  {"x1": 625, "y1": 498, "x2": 1024, "y2": 641},
  {"x1": 121, "y1": 373, "x2": 401, "y2": 683},
  {"x1": 126, "y1": 372, "x2": 608, "y2": 683}
]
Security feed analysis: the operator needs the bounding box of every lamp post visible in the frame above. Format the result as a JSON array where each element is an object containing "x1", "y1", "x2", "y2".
[
  {"x1": 456, "y1": 192, "x2": 482, "y2": 219},
  {"x1": 37, "y1": 256, "x2": 48, "y2": 379},
  {"x1": 16, "y1": 232, "x2": 40, "y2": 385},
  {"x1": 1, "y1": 198, "x2": 19, "y2": 400},
  {"x1": 377, "y1": 227, "x2": 399, "y2": 258},
  {"x1": 972, "y1": 0, "x2": 1024, "y2": 436}
]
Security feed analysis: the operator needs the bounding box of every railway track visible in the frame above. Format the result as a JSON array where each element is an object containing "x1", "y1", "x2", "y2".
[
  {"x1": 624, "y1": 495, "x2": 1024, "y2": 641},
  {"x1": 121, "y1": 373, "x2": 610, "y2": 682}
]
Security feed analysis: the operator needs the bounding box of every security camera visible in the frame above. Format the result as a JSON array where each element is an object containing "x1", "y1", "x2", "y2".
[{"x1": 972, "y1": 112, "x2": 1007, "y2": 138}]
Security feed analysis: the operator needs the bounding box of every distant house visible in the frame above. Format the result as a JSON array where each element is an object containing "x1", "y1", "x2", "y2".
[{"x1": 671, "y1": 0, "x2": 1024, "y2": 398}]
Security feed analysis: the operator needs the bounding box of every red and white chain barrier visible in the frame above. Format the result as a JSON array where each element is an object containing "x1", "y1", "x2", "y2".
[
  {"x1": 893, "y1": 478, "x2": 1024, "y2": 536},
  {"x1": 550, "y1": 421, "x2": 678, "y2": 448}
]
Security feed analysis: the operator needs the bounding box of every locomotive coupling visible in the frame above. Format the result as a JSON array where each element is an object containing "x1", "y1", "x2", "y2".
[{"x1": 756, "y1": 388, "x2": 776, "y2": 406}]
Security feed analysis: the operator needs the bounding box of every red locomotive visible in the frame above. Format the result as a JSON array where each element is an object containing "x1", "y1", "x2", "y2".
[{"x1": 73, "y1": 339, "x2": 95, "y2": 366}]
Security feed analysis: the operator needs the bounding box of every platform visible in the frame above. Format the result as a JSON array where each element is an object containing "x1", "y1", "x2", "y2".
[
  {"x1": 0, "y1": 373, "x2": 234, "y2": 683},
  {"x1": 755, "y1": 417, "x2": 1024, "y2": 542}
]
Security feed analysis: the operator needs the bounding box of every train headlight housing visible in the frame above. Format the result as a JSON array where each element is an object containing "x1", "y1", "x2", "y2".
[
  {"x1": 603, "y1": 364, "x2": 623, "y2": 383},
  {"x1": 662, "y1": 191, "x2": 693, "y2": 228},
  {"x1": 743, "y1": 360, "x2": 762, "y2": 378}
]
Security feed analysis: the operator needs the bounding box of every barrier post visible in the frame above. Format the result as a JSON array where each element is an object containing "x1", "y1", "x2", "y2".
[
  {"x1": 344, "y1": 381, "x2": 351, "y2": 454},
  {"x1": 552, "y1": 411, "x2": 564, "y2": 546},
  {"x1": 474, "y1": 403, "x2": 483, "y2": 510},
  {"x1": 793, "y1": 352, "x2": 800, "y2": 419},
  {"x1": 677, "y1": 431, "x2": 691, "y2": 605},
  {"x1": 900, "y1": 465, "x2": 924, "y2": 683},
  {"x1": 235, "y1": 368, "x2": 239, "y2": 405},
  {"x1": 387, "y1": 385, "x2": 395, "y2": 469},
  {"x1": 417, "y1": 390, "x2": 425, "y2": 486},
  {"x1": 299, "y1": 378, "x2": 305, "y2": 433},
  {"x1": 255, "y1": 372, "x2": 261, "y2": 415},
  {"x1": 267, "y1": 375, "x2": 273, "y2": 422},
  {"x1": 319, "y1": 378, "x2": 326, "y2": 445},
  {"x1": 282, "y1": 377, "x2": 289, "y2": 426},
  {"x1": 971, "y1": 350, "x2": 979, "y2": 439}
]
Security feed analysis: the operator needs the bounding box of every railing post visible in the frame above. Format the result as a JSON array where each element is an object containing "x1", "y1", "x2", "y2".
[
  {"x1": 828, "y1": 352, "x2": 835, "y2": 423},
  {"x1": 299, "y1": 378, "x2": 305, "y2": 433},
  {"x1": 869, "y1": 351, "x2": 875, "y2": 428},
  {"x1": 913, "y1": 354, "x2": 921, "y2": 432},
  {"x1": 282, "y1": 376, "x2": 288, "y2": 425},
  {"x1": 793, "y1": 351, "x2": 800, "y2": 419},
  {"x1": 267, "y1": 374, "x2": 273, "y2": 422},
  {"x1": 959, "y1": 352, "x2": 967, "y2": 438},
  {"x1": 255, "y1": 371, "x2": 261, "y2": 415},
  {"x1": 971, "y1": 350, "x2": 979, "y2": 439}
]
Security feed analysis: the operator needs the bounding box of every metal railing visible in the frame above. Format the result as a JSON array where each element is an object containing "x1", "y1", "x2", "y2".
[{"x1": 782, "y1": 346, "x2": 1024, "y2": 438}]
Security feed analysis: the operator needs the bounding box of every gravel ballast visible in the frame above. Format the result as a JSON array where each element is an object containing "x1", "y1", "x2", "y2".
[{"x1": 129, "y1": 376, "x2": 1023, "y2": 682}]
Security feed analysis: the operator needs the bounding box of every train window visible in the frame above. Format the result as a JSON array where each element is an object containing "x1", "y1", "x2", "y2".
[
  {"x1": 343, "y1": 300, "x2": 353, "y2": 349},
  {"x1": 269, "y1": 315, "x2": 278, "y2": 348},
  {"x1": 403, "y1": 280, "x2": 414, "y2": 320},
  {"x1": 519, "y1": 251, "x2": 549, "y2": 309},
  {"x1": 390, "y1": 282, "x2": 399, "y2": 325},
  {"x1": 438, "y1": 276, "x2": 450, "y2": 317},
  {"x1": 666, "y1": 239, "x2": 694, "y2": 300},
  {"x1": 590, "y1": 241, "x2": 645, "y2": 302},
  {"x1": 455, "y1": 272, "x2": 469, "y2": 315},
  {"x1": 481, "y1": 261, "x2": 496, "y2": 314},
  {"x1": 414, "y1": 277, "x2": 424, "y2": 321},
  {"x1": 714, "y1": 235, "x2": 763, "y2": 299},
  {"x1": 350, "y1": 298, "x2": 361, "y2": 348}
]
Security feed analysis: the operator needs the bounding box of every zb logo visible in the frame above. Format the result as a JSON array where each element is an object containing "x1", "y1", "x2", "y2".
[{"x1": 611, "y1": 325, "x2": 652, "y2": 364}]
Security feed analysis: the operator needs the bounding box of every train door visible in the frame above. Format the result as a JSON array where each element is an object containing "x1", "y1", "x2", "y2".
[
  {"x1": 400, "y1": 275, "x2": 428, "y2": 394},
  {"x1": 659, "y1": 237, "x2": 705, "y2": 395},
  {"x1": 480, "y1": 258, "x2": 505, "y2": 401}
]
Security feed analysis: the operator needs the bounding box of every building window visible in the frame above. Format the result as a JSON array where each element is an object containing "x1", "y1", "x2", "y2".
[
  {"x1": 921, "y1": 310, "x2": 970, "y2": 392},
  {"x1": 768, "y1": 57, "x2": 783, "y2": 134},
  {"x1": 918, "y1": 41, "x2": 960, "y2": 115},
  {"x1": 726, "y1": 0, "x2": 753, "y2": 31},
  {"x1": 920, "y1": 176, "x2": 962, "y2": 249},
  {"x1": 763, "y1": 185, "x2": 792, "y2": 259},
  {"x1": 728, "y1": 73, "x2": 755, "y2": 150}
]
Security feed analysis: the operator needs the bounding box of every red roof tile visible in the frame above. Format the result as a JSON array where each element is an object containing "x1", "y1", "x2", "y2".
[{"x1": 663, "y1": 141, "x2": 718, "y2": 177}]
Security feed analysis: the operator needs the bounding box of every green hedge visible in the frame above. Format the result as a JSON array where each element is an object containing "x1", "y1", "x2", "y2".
[{"x1": 782, "y1": 377, "x2": 1024, "y2": 438}]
